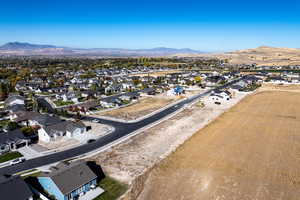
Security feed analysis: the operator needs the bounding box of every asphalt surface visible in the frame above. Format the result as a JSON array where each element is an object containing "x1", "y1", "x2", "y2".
[{"x1": 0, "y1": 77, "x2": 244, "y2": 175}]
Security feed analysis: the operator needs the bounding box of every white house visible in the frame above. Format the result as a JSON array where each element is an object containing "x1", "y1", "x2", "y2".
[
  {"x1": 209, "y1": 94, "x2": 228, "y2": 104},
  {"x1": 5, "y1": 95, "x2": 25, "y2": 107},
  {"x1": 38, "y1": 121, "x2": 86, "y2": 143}
]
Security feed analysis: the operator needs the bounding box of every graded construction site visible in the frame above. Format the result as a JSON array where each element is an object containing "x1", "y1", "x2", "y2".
[{"x1": 137, "y1": 89, "x2": 300, "y2": 200}]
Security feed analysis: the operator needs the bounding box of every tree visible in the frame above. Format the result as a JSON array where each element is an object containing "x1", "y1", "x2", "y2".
[
  {"x1": 194, "y1": 76, "x2": 202, "y2": 83},
  {"x1": 21, "y1": 127, "x2": 35, "y2": 136},
  {"x1": 76, "y1": 112, "x2": 81, "y2": 120},
  {"x1": 91, "y1": 83, "x2": 98, "y2": 91},
  {"x1": 0, "y1": 83, "x2": 8, "y2": 101},
  {"x1": 5, "y1": 121, "x2": 19, "y2": 131}
]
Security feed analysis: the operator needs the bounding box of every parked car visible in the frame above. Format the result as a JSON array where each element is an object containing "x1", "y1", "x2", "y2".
[
  {"x1": 92, "y1": 119, "x2": 100, "y2": 123},
  {"x1": 10, "y1": 158, "x2": 26, "y2": 166},
  {"x1": 87, "y1": 139, "x2": 96, "y2": 143}
]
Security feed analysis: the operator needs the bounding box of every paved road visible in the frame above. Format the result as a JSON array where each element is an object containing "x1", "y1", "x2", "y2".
[{"x1": 0, "y1": 77, "x2": 244, "y2": 175}]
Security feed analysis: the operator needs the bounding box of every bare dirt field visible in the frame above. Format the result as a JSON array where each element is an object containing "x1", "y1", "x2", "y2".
[
  {"x1": 262, "y1": 83, "x2": 300, "y2": 92},
  {"x1": 137, "y1": 90, "x2": 300, "y2": 200},
  {"x1": 96, "y1": 96, "x2": 181, "y2": 120}
]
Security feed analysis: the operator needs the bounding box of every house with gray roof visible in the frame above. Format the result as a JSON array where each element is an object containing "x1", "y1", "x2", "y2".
[
  {"x1": 5, "y1": 94, "x2": 25, "y2": 107},
  {"x1": 38, "y1": 120, "x2": 86, "y2": 143},
  {"x1": 37, "y1": 161, "x2": 103, "y2": 200},
  {"x1": 5, "y1": 94, "x2": 26, "y2": 113}
]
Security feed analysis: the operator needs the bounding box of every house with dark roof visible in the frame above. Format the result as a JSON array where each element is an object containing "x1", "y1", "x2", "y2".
[
  {"x1": 0, "y1": 175, "x2": 33, "y2": 200},
  {"x1": 29, "y1": 114, "x2": 62, "y2": 127},
  {"x1": 0, "y1": 129, "x2": 32, "y2": 154},
  {"x1": 10, "y1": 111, "x2": 42, "y2": 126},
  {"x1": 37, "y1": 161, "x2": 103, "y2": 200}
]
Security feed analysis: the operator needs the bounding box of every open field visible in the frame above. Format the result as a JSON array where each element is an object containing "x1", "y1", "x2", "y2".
[
  {"x1": 262, "y1": 83, "x2": 300, "y2": 92},
  {"x1": 138, "y1": 90, "x2": 300, "y2": 200},
  {"x1": 96, "y1": 96, "x2": 181, "y2": 120}
]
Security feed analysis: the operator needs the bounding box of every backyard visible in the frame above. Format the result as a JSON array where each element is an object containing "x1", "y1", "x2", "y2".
[{"x1": 94, "y1": 176, "x2": 127, "y2": 200}]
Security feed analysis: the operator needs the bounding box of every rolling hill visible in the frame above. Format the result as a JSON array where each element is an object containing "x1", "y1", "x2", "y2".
[{"x1": 174, "y1": 46, "x2": 300, "y2": 66}]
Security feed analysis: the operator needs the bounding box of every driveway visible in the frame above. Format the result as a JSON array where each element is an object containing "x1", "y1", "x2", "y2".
[{"x1": 18, "y1": 146, "x2": 42, "y2": 159}]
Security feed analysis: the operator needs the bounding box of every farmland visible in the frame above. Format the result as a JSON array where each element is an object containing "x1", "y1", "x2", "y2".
[{"x1": 138, "y1": 89, "x2": 300, "y2": 200}]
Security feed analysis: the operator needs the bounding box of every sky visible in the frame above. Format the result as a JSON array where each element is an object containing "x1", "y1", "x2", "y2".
[{"x1": 1, "y1": 0, "x2": 300, "y2": 51}]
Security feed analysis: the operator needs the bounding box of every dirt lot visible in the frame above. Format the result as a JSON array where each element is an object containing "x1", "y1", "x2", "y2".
[
  {"x1": 138, "y1": 90, "x2": 300, "y2": 200},
  {"x1": 96, "y1": 96, "x2": 181, "y2": 120},
  {"x1": 262, "y1": 83, "x2": 300, "y2": 91}
]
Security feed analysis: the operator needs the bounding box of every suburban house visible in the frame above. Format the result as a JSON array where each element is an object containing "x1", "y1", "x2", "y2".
[
  {"x1": 10, "y1": 111, "x2": 42, "y2": 126},
  {"x1": 212, "y1": 90, "x2": 231, "y2": 99},
  {"x1": 167, "y1": 86, "x2": 185, "y2": 96},
  {"x1": 105, "y1": 83, "x2": 123, "y2": 94},
  {"x1": 38, "y1": 120, "x2": 86, "y2": 143},
  {"x1": 230, "y1": 80, "x2": 248, "y2": 91},
  {"x1": 5, "y1": 95, "x2": 26, "y2": 113},
  {"x1": 209, "y1": 94, "x2": 227, "y2": 104},
  {"x1": 209, "y1": 90, "x2": 231, "y2": 104},
  {"x1": 37, "y1": 161, "x2": 103, "y2": 200},
  {"x1": 0, "y1": 175, "x2": 33, "y2": 200},
  {"x1": 5, "y1": 95, "x2": 25, "y2": 107},
  {"x1": 29, "y1": 114, "x2": 62, "y2": 127},
  {"x1": 61, "y1": 92, "x2": 79, "y2": 103},
  {"x1": 0, "y1": 129, "x2": 32, "y2": 154},
  {"x1": 139, "y1": 88, "x2": 156, "y2": 96},
  {"x1": 99, "y1": 96, "x2": 121, "y2": 108},
  {"x1": 76, "y1": 101, "x2": 99, "y2": 113}
]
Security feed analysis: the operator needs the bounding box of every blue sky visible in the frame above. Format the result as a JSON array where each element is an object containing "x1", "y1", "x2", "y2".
[{"x1": 1, "y1": 0, "x2": 300, "y2": 51}]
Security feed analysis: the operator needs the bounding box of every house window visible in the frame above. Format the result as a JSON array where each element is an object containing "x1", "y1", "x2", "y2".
[{"x1": 77, "y1": 186, "x2": 84, "y2": 194}]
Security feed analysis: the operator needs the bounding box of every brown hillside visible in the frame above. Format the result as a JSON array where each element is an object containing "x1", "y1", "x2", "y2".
[{"x1": 175, "y1": 46, "x2": 300, "y2": 66}]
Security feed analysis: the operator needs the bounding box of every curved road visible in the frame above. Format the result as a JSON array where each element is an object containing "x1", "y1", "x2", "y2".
[{"x1": 0, "y1": 77, "x2": 244, "y2": 175}]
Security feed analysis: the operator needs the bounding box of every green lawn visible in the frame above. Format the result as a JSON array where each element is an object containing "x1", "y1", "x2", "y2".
[
  {"x1": 53, "y1": 100, "x2": 74, "y2": 107},
  {"x1": 0, "y1": 152, "x2": 23, "y2": 163},
  {"x1": 94, "y1": 176, "x2": 128, "y2": 200},
  {"x1": 0, "y1": 120, "x2": 9, "y2": 128}
]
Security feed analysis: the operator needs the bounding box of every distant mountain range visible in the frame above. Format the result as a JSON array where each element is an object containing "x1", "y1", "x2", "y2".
[{"x1": 0, "y1": 42, "x2": 201, "y2": 57}]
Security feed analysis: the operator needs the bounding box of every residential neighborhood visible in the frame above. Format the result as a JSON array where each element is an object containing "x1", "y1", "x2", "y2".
[{"x1": 0, "y1": 55, "x2": 300, "y2": 200}]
